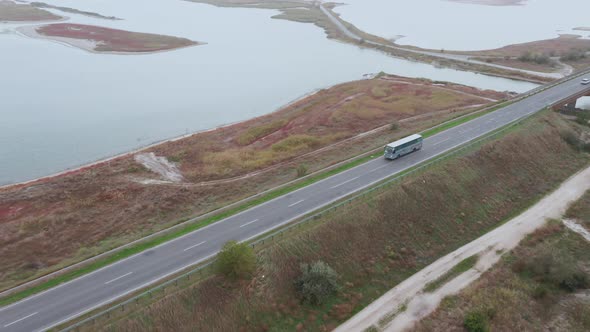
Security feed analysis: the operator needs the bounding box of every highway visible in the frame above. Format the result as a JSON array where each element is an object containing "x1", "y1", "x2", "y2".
[{"x1": 1, "y1": 76, "x2": 589, "y2": 331}]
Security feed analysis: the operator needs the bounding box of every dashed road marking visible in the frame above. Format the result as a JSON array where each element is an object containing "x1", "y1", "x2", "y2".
[
  {"x1": 4, "y1": 312, "x2": 38, "y2": 327},
  {"x1": 240, "y1": 219, "x2": 259, "y2": 228},
  {"x1": 104, "y1": 272, "x2": 133, "y2": 285},
  {"x1": 288, "y1": 200, "x2": 305, "y2": 207},
  {"x1": 331, "y1": 176, "x2": 360, "y2": 189},
  {"x1": 183, "y1": 241, "x2": 207, "y2": 252}
]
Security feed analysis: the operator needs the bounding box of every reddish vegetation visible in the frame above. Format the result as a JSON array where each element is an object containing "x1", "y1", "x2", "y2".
[
  {"x1": 36, "y1": 23, "x2": 198, "y2": 53},
  {"x1": 0, "y1": 75, "x2": 505, "y2": 291}
]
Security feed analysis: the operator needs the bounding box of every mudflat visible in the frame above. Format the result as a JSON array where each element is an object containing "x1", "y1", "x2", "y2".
[{"x1": 18, "y1": 23, "x2": 201, "y2": 54}]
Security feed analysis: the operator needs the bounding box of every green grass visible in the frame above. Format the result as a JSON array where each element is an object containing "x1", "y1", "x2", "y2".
[
  {"x1": 0, "y1": 100, "x2": 516, "y2": 307},
  {"x1": 424, "y1": 255, "x2": 479, "y2": 292}
]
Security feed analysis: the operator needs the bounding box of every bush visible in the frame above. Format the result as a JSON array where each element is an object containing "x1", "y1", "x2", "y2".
[
  {"x1": 463, "y1": 310, "x2": 489, "y2": 332},
  {"x1": 390, "y1": 121, "x2": 399, "y2": 131},
  {"x1": 215, "y1": 241, "x2": 256, "y2": 279},
  {"x1": 296, "y1": 164, "x2": 308, "y2": 177},
  {"x1": 560, "y1": 130, "x2": 583, "y2": 150},
  {"x1": 295, "y1": 261, "x2": 339, "y2": 305},
  {"x1": 532, "y1": 284, "x2": 549, "y2": 299},
  {"x1": 519, "y1": 247, "x2": 588, "y2": 292},
  {"x1": 575, "y1": 112, "x2": 590, "y2": 127},
  {"x1": 517, "y1": 51, "x2": 554, "y2": 65},
  {"x1": 560, "y1": 49, "x2": 587, "y2": 62}
]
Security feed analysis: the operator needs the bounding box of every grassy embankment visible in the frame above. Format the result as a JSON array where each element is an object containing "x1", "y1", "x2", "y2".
[
  {"x1": 0, "y1": 76, "x2": 501, "y2": 302},
  {"x1": 412, "y1": 213, "x2": 590, "y2": 331},
  {"x1": 91, "y1": 111, "x2": 590, "y2": 331}
]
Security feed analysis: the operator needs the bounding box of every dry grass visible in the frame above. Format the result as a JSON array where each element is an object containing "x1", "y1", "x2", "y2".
[
  {"x1": 455, "y1": 35, "x2": 590, "y2": 58},
  {"x1": 0, "y1": 75, "x2": 501, "y2": 292},
  {"x1": 100, "y1": 112, "x2": 589, "y2": 332},
  {"x1": 412, "y1": 220, "x2": 590, "y2": 332}
]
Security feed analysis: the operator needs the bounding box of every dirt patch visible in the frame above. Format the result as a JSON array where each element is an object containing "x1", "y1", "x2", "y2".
[
  {"x1": 134, "y1": 153, "x2": 184, "y2": 183},
  {"x1": 0, "y1": 75, "x2": 502, "y2": 292},
  {"x1": 0, "y1": 0, "x2": 62, "y2": 22},
  {"x1": 19, "y1": 23, "x2": 201, "y2": 54}
]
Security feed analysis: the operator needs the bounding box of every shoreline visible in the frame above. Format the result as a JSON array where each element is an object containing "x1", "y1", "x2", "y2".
[
  {"x1": 0, "y1": 81, "x2": 338, "y2": 190},
  {"x1": 15, "y1": 24, "x2": 205, "y2": 55}
]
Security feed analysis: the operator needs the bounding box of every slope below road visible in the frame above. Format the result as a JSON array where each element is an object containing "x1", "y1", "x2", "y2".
[{"x1": 336, "y1": 164, "x2": 590, "y2": 332}]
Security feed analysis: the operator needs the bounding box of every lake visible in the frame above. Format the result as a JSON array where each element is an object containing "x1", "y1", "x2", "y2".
[
  {"x1": 0, "y1": 0, "x2": 538, "y2": 185},
  {"x1": 335, "y1": 0, "x2": 590, "y2": 51}
]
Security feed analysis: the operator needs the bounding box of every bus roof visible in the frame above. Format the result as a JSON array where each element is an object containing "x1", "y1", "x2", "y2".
[{"x1": 386, "y1": 134, "x2": 423, "y2": 148}]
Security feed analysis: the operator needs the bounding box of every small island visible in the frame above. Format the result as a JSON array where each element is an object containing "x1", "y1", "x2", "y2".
[
  {"x1": 0, "y1": 0, "x2": 63, "y2": 22},
  {"x1": 18, "y1": 23, "x2": 202, "y2": 54}
]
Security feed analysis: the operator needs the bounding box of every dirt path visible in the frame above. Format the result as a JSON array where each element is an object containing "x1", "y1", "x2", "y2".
[
  {"x1": 335, "y1": 164, "x2": 590, "y2": 332},
  {"x1": 563, "y1": 219, "x2": 590, "y2": 242}
]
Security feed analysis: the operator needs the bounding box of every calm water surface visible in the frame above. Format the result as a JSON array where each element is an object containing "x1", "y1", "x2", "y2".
[
  {"x1": 335, "y1": 0, "x2": 590, "y2": 50},
  {"x1": 0, "y1": 0, "x2": 538, "y2": 185}
]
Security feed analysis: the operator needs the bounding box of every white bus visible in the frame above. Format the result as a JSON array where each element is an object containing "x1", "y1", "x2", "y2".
[{"x1": 384, "y1": 134, "x2": 423, "y2": 160}]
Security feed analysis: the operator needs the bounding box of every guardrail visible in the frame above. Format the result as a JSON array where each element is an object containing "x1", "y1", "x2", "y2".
[{"x1": 62, "y1": 92, "x2": 550, "y2": 331}]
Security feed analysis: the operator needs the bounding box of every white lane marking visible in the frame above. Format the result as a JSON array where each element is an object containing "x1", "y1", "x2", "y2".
[
  {"x1": 288, "y1": 199, "x2": 305, "y2": 207},
  {"x1": 4, "y1": 312, "x2": 38, "y2": 327},
  {"x1": 431, "y1": 137, "x2": 450, "y2": 147},
  {"x1": 331, "y1": 176, "x2": 360, "y2": 189},
  {"x1": 104, "y1": 272, "x2": 133, "y2": 285},
  {"x1": 369, "y1": 164, "x2": 389, "y2": 173},
  {"x1": 183, "y1": 241, "x2": 207, "y2": 252},
  {"x1": 240, "y1": 219, "x2": 259, "y2": 228},
  {"x1": 35, "y1": 253, "x2": 220, "y2": 332}
]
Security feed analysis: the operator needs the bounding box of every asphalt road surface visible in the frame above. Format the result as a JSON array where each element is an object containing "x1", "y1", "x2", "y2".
[{"x1": 1, "y1": 76, "x2": 589, "y2": 331}]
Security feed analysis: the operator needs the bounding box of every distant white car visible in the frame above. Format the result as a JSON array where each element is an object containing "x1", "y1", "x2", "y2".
[{"x1": 582, "y1": 78, "x2": 590, "y2": 85}]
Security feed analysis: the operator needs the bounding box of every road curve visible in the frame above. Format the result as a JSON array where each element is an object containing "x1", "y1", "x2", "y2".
[{"x1": 1, "y1": 77, "x2": 590, "y2": 331}]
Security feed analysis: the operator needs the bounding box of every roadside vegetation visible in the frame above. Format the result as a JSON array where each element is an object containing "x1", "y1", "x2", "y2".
[
  {"x1": 88, "y1": 111, "x2": 590, "y2": 331},
  {"x1": 215, "y1": 241, "x2": 256, "y2": 279},
  {"x1": 412, "y1": 218, "x2": 590, "y2": 332},
  {"x1": 0, "y1": 75, "x2": 500, "y2": 293}
]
